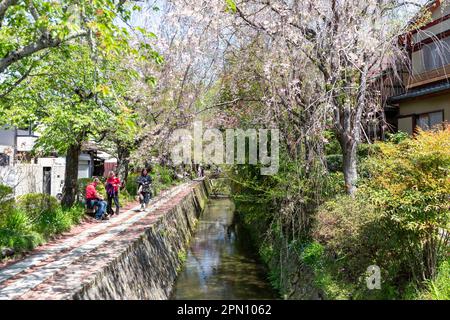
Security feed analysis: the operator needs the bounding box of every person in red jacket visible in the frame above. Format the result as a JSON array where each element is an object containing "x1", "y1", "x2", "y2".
[
  {"x1": 106, "y1": 171, "x2": 121, "y2": 216},
  {"x1": 86, "y1": 177, "x2": 108, "y2": 221}
]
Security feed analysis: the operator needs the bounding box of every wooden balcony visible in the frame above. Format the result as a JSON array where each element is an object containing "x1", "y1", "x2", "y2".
[{"x1": 406, "y1": 64, "x2": 450, "y2": 89}]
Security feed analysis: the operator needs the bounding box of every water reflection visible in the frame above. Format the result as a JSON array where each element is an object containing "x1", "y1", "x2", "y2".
[{"x1": 171, "y1": 198, "x2": 278, "y2": 300}]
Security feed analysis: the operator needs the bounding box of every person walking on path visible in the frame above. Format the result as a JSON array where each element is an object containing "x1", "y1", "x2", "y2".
[
  {"x1": 106, "y1": 171, "x2": 121, "y2": 216},
  {"x1": 197, "y1": 164, "x2": 204, "y2": 178},
  {"x1": 86, "y1": 177, "x2": 109, "y2": 221},
  {"x1": 137, "y1": 168, "x2": 152, "y2": 211}
]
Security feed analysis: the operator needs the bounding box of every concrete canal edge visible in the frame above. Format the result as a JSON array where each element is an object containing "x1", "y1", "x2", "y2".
[{"x1": 72, "y1": 179, "x2": 211, "y2": 300}]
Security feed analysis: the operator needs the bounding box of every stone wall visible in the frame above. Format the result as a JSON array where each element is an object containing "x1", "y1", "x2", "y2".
[
  {"x1": 235, "y1": 203, "x2": 322, "y2": 300},
  {"x1": 72, "y1": 179, "x2": 210, "y2": 300}
]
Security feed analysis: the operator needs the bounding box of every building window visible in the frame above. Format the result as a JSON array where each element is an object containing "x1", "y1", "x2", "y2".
[
  {"x1": 0, "y1": 153, "x2": 9, "y2": 166},
  {"x1": 422, "y1": 37, "x2": 450, "y2": 72},
  {"x1": 416, "y1": 111, "x2": 444, "y2": 131}
]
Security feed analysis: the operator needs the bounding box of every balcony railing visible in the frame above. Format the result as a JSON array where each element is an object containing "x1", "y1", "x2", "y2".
[
  {"x1": 378, "y1": 69, "x2": 409, "y2": 101},
  {"x1": 406, "y1": 64, "x2": 450, "y2": 89}
]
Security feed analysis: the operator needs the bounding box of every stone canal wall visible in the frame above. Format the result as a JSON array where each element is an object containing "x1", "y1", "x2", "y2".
[
  {"x1": 73, "y1": 179, "x2": 210, "y2": 300},
  {"x1": 0, "y1": 179, "x2": 210, "y2": 300}
]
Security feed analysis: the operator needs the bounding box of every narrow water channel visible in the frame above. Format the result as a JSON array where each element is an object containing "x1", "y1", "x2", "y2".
[{"x1": 171, "y1": 198, "x2": 278, "y2": 300}]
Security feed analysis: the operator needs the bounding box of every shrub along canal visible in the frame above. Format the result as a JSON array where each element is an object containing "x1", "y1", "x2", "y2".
[{"x1": 171, "y1": 197, "x2": 278, "y2": 300}]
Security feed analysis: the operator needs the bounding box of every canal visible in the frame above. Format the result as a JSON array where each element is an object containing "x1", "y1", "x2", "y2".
[{"x1": 171, "y1": 197, "x2": 278, "y2": 300}]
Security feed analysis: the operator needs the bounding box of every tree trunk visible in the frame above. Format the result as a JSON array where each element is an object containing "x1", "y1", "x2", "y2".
[
  {"x1": 61, "y1": 143, "x2": 81, "y2": 208},
  {"x1": 339, "y1": 135, "x2": 358, "y2": 195},
  {"x1": 116, "y1": 144, "x2": 130, "y2": 183},
  {"x1": 423, "y1": 228, "x2": 437, "y2": 280}
]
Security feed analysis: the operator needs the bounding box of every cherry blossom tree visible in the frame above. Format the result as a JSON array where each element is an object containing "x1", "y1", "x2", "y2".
[{"x1": 164, "y1": 0, "x2": 425, "y2": 194}]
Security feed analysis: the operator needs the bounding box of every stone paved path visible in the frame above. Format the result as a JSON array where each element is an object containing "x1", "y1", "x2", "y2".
[{"x1": 0, "y1": 182, "x2": 195, "y2": 300}]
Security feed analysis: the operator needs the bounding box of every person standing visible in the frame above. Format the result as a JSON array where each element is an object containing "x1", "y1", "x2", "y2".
[
  {"x1": 106, "y1": 171, "x2": 121, "y2": 216},
  {"x1": 197, "y1": 164, "x2": 204, "y2": 178},
  {"x1": 137, "y1": 168, "x2": 152, "y2": 211},
  {"x1": 86, "y1": 177, "x2": 108, "y2": 221}
]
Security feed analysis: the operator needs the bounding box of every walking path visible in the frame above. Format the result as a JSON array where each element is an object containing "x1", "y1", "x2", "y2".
[{"x1": 0, "y1": 182, "x2": 195, "y2": 300}]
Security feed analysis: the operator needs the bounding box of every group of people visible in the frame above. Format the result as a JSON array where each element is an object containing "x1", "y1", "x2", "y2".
[{"x1": 85, "y1": 168, "x2": 153, "y2": 221}]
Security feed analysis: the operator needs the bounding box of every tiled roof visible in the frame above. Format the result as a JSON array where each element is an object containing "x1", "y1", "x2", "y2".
[{"x1": 388, "y1": 81, "x2": 450, "y2": 103}]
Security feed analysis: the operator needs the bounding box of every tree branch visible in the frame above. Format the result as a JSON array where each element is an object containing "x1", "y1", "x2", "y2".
[
  {"x1": 0, "y1": 31, "x2": 88, "y2": 73},
  {"x1": 0, "y1": 64, "x2": 34, "y2": 99},
  {"x1": 0, "y1": 0, "x2": 17, "y2": 27}
]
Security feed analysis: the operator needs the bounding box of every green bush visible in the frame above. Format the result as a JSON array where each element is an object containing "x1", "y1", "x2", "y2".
[
  {"x1": 324, "y1": 131, "x2": 341, "y2": 155},
  {"x1": 299, "y1": 242, "x2": 324, "y2": 268},
  {"x1": 0, "y1": 228, "x2": 43, "y2": 252},
  {"x1": 157, "y1": 165, "x2": 174, "y2": 186},
  {"x1": 1, "y1": 184, "x2": 104, "y2": 260},
  {"x1": 0, "y1": 197, "x2": 88, "y2": 258},
  {"x1": 0, "y1": 208, "x2": 44, "y2": 252},
  {"x1": 2, "y1": 209, "x2": 32, "y2": 233},
  {"x1": 298, "y1": 242, "x2": 354, "y2": 300},
  {"x1": 259, "y1": 242, "x2": 275, "y2": 265},
  {"x1": 322, "y1": 172, "x2": 345, "y2": 198},
  {"x1": 314, "y1": 195, "x2": 380, "y2": 280},
  {"x1": 363, "y1": 127, "x2": 450, "y2": 281},
  {"x1": 125, "y1": 173, "x2": 139, "y2": 196},
  {"x1": 326, "y1": 154, "x2": 342, "y2": 173},
  {"x1": 311, "y1": 128, "x2": 450, "y2": 299},
  {"x1": 17, "y1": 193, "x2": 59, "y2": 222},
  {"x1": 386, "y1": 131, "x2": 409, "y2": 144},
  {"x1": 0, "y1": 184, "x2": 14, "y2": 218},
  {"x1": 65, "y1": 204, "x2": 85, "y2": 225},
  {"x1": 150, "y1": 169, "x2": 163, "y2": 196},
  {"x1": 0, "y1": 184, "x2": 13, "y2": 201},
  {"x1": 313, "y1": 193, "x2": 411, "y2": 298},
  {"x1": 35, "y1": 207, "x2": 72, "y2": 237},
  {"x1": 118, "y1": 189, "x2": 136, "y2": 205},
  {"x1": 420, "y1": 259, "x2": 450, "y2": 300},
  {"x1": 357, "y1": 143, "x2": 379, "y2": 159}
]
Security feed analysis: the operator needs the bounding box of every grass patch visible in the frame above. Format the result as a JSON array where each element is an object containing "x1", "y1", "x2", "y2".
[
  {"x1": 177, "y1": 248, "x2": 187, "y2": 263},
  {"x1": 418, "y1": 259, "x2": 450, "y2": 300},
  {"x1": 176, "y1": 248, "x2": 188, "y2": 273}
]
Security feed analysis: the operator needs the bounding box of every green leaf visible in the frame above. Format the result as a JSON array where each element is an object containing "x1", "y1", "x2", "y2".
[
  {"x1": 145, "y1": 76, "x2": 157, "y2": 87},
  {"x1": 225, "y1": 0, "x2": 237, "y2": 13}
]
